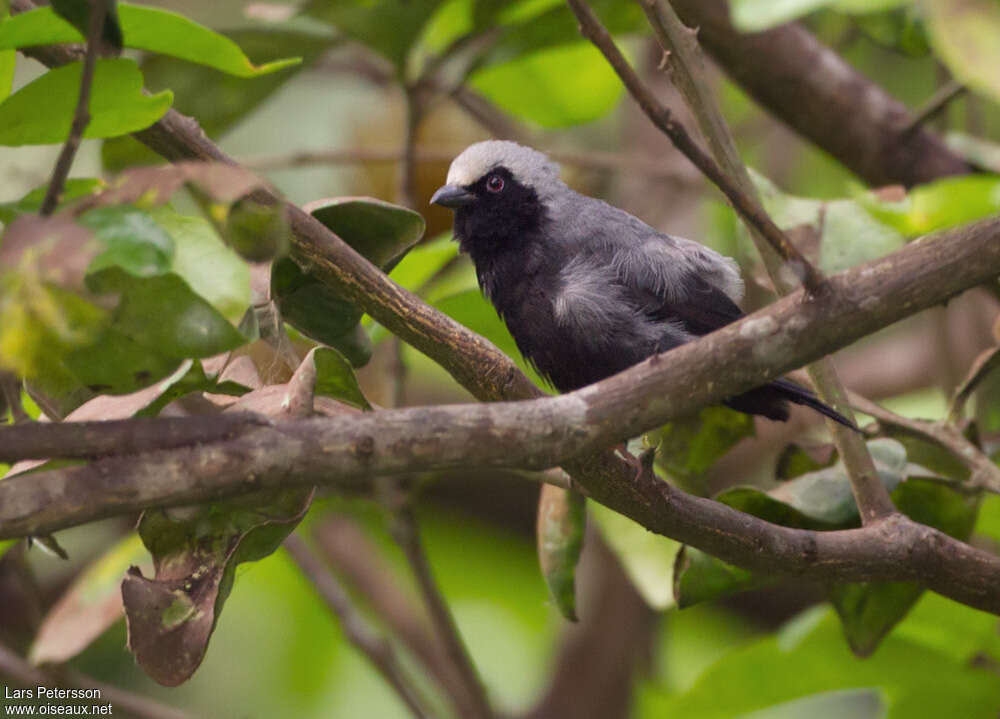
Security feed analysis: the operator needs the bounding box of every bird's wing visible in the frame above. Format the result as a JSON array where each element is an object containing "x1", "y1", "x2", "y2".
[{"x1": 551, "y1": 192, "x2": 746, "y2": 336}]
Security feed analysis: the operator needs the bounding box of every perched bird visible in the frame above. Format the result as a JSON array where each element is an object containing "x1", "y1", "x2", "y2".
[{"x1": 431, "y1": 140, "x2": 854, "y2": 428}]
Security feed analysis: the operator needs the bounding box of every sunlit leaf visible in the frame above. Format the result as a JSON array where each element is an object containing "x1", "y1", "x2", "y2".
[
  {"x1": 922, "y1": 0, "x2": 1000, "y2": 104},
  {"x1": 0, "y1": 59, "x2": 172, "y2": 146},
  {"x1": 470, "y1": 42, "x2": 623, "y2": 127},
  {"x1": 0, "y1": 5, "x2": 299, "y2": 77},
  {"x1": 859, "y1": 175, "x2": 1000, "y2": 238},
  {"x1": 303, "y1": 0, "x2": 444, "y2": 69}
]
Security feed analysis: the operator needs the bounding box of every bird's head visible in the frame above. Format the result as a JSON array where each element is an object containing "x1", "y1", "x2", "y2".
[{"x1": 431, "y1": 141, "x2": 565, "y2": 247}]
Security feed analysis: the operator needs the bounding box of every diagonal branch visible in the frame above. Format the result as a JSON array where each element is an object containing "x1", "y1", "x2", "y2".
[
  {"x1": 565, "y1": 0, "x2": 823, "y2": 291},
  {"x1": 667, "y1": 0, "x2": 969, "y2": 187},
  {"x1": 2, "y1": 215, "x2": 1000, "y2": 614},
  {"x1": 637, "y1": 0, "x2": 892, "y2": 524}
]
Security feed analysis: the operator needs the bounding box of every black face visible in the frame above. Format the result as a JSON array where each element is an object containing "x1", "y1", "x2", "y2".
[{"x1": 452, "y1": 166, "x2": 546, "y2": 259}]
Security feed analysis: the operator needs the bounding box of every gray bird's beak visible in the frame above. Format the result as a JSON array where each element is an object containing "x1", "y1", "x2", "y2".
[{"x1": 430, "y1": 184, "x2": 475, "y2": 208}]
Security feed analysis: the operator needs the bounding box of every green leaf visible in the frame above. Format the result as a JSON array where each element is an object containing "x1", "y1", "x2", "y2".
[
  {"x1": 673, "y1": 546, "x2": 761, "y2": 609},
  {"x1": 303, "y1": 0, "x2": 445, "y2": 69},
  {"x1": 536, "y1": 485, "x2": 585, "y2": 621},
  {"x1": 66, "y1": 272, "x2": 246, "y2": 394},
  {"x1": 470, "y1": 42, "x2": 623, "y2": 127},
  {"x1": 656, "y1": 609, "x2": 1000, "y2": 718},
  {"x1": 78, "y1": 205, "x2": 175, "y2": 280},
  {"x1": 755, "y1": 171, "x2": 905, "y2": 273},
  {"x1": 768, "y1": 438, "x2": 908, "y2": 525},
  {"x1": 311, "y1": 347, "x2": 372, "y2": 410},
  {"x1": 858, "y1": 175, "x2": 1000, "y2": 238},
  {"x1": 0, "y1": 48, "x2": 13, "y2": 104},
  {"x1": 29, "y1": 534, "x2": 149, "y2": 665},
  {"x1": 102, "y1": 28, "x2": 336, "y2": 171},
  {"x1": 591, "y1": 502, "x2": 679, "y2": 609},
  {"x1": 922, "y1": 0, "x2": 1000, "y2": 104},
  {"x1": 272, "y1": 198, "x2": 424, "y2": 367},
  {"x1": 123, "y1": 488, "x2": 314, "y2": 686},
  {"x1": 647, "y1": 406, "x2": 754, "y2": 491},
  {"x1": 0, "y1": 5, "x2": 299, "y2": 77},
  {"x1": 149, "y1": 208, "x2": 251, "y2": 323},
  {"x1": 387, "y1": 234, "x2": 459, "y2": 293},
  {"x1": 0, "y1": 58, "x2": 172, "y2": 146}
]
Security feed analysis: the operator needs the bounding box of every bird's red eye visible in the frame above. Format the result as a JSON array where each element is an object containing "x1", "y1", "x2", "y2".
[{"x1": 486, "y1": 174, "x2": 504, "y2": 193}]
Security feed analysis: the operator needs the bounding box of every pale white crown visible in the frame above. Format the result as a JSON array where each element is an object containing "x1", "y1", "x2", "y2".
[{"x1": 446, "y1": 141, "x2": 564, "y2": 198}]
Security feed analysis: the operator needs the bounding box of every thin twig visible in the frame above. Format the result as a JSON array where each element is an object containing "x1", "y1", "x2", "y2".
[
  {"x1": 904, "y1": 80, "x2": 966, "y2": 134},
  {"x1": 38, "y1": 0, "x2": 110, "y2": 216},
  {"x1": 638, "y1": 0, "x2": 893, "y2": 524},
  {"x1": 314, "y1": 518, "x2": 470, "y2": 717},
  {"x1": 849, "y1": 391, "x2": 1000, "y2": 495},
  {"x1": 0, "y1": 641, "x2": 192, "y2": 719},
  {"x1": 283, "y1": 534, "x2": 431, "y2": 719},
  {"x1": 565, "y1": 0, "x2": 824, "y2": 292},
  {"x1": 390, "y1": 501, "x2": 495, "y2": 719}
]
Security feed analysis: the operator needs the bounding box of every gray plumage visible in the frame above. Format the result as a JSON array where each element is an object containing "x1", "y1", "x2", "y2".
[{"x1": 431, "y1": 140, "x2": 854, "y2": 427}]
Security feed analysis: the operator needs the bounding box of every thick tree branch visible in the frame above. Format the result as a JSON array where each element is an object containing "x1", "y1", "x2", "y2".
[
  {"x1": 566, "y1": 0, "x2": 823, "y2": 291},
  {"x1": 2, "y1": 216, "x2": 1000, "y2": 613},
  {"x1": 0, "y1": 414, "x2": 268, "y2": 463},
  {"x1": 639, "y1": 0, "x2": 892, "y2": 524},
  {"x1": 667, "y1": 0, "x2": 970, "y2": 187}
]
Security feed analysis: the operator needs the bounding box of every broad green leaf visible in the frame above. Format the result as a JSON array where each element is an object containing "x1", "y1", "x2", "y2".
[
  {"x1": 0, "y1": 49, "x2": 12, "y2": 103},
  {"x1": 774, "y1": 440, "x2": 836, "y2": 481},
  {"x1": 102, "y1": 28, "x2": 336, "y2": 171},
  {"x1": 303, "y1": 0, "x2": 445, "y2": 70},
  {"x1": 272, "y1": 198, "x2": 424, "y2": 367},
  {"x1": 769, "y1": 438, "x2": 908, "y2": 525},
  {"x1": 755, "y1": 172, "x2": 905, "y2": 273},
  {"x1": 311, "y1": 347, "x2": 372, "y2": 410},
  {"x1": 149, "y1": 208, "x2": 251, "y2": 323},
  {"x1": 66, "y1": 271, "x2": 246, "y2": 394},
  {"x1": 536, "y1": 485, "x2": 585, "y2": 621},
  {"x1": 829, "y1": 581, "x2": 923, "y2": 658},
  {"x1": 123, "y1": 488, "x2": 314, "y2": 686},
  {"x1": 656, "y1": 609, "x2": 1000, "y2": 718},
  {"x1": 922, "y1": 0, "x2": 1000, "y2": 103},
  {"x1": 853, "y1": 6, "x2": 931, "y2": 56},
  {"x1": 0, "y1": 5, "x2": 299, "y2": 77},
  {"x1": 673, "y1": 546, "x2": 760, "y2": 609},
  {"x1": 78, "y1": 205, "x2": 175, "y2": 280},
  {"x1": 859, "y1": 175, "x2": 1000, "y2": 238},
  {"x1": 30, "y1": 534, "x2": 149, "y2": 665},
  {"x1": 647, "y1": 406, "x2": 754, "y2": 491},
  {"x1": 387, "y1": 234, "x2": 459, "y2": 293},
  {"x1": 591, "y1": 502, "x2": 679, "y2": 610},
  {"x1": 0, "y1": 59, "x2": 172, "y2": 146},
  {"x1": 470, "y1": 42, "x2": 623, "y2": 127}
]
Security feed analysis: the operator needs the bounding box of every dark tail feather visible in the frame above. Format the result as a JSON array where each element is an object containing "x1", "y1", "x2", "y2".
[{"x1": 769, "y1": 378, "x2": 860, "y2": 432}]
